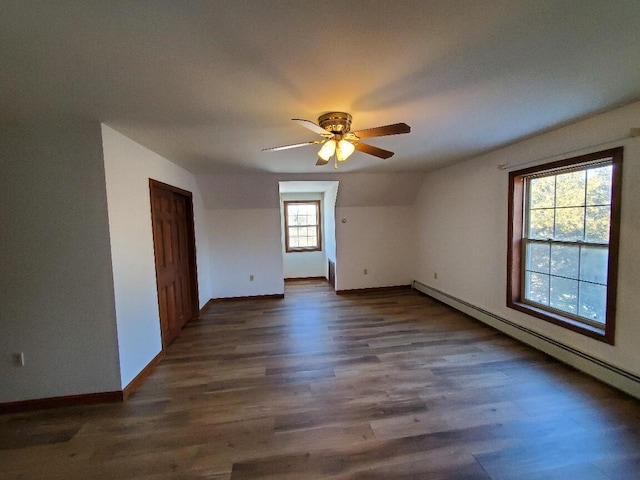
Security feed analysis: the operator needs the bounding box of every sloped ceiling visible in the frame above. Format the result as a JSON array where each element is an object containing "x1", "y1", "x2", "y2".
[
  {"x1": 196, "y1": 173, "x2": 425, "y2": 209},
  {"x1": 2, "y1": 1, "x2": 640, "y2": 174}
]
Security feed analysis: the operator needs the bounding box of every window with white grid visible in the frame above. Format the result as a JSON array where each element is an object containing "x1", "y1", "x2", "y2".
[
  {"x1": 284, "y1": 201, "x2": 322, "y2": 252},
  {"x1": 508, "y1": 148, "x2": 622, "y2": 344}
]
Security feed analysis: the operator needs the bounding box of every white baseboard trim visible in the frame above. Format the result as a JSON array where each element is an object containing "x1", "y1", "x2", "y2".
[{"x1": 412, "y1": 280, "x2": 640, "y2": 400}]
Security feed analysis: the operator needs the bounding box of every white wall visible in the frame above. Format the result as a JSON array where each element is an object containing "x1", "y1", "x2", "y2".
[
  {"x1": 205, "y1": 203, "x2": 414, "y2": 296},
  {"x1": 413, "y1": 100, "x2": 640, "y2": 376},
  {"x1": 323, "y1": 183, "x2": 339, "y2": 272},
  {"x1": 281, "y1": 192, "x2": 326, "y2": 279},
  {"x1": 0, "y1": 121, "x2": 121, "y2": 402},
  {"x1": 207, "y1": 208, "x2": 284, "y2": 298},
  {"x1": 197, "y1": 174, "x2": 417, "y2": 298},
  {"x1": 283, "y1": 250, "x2": 326, "y2": 279},
  {"x1": 336, "y1": 206, "x2": 415, "y2": 290},
  {"x1": 101, "y1": 124, "x2": 211, "y2": 388}
]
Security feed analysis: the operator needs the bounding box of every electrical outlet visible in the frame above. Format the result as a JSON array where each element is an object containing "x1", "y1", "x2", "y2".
[
  {"x1": 363, "y1": 268, "x2": 368, "y2": 275},
  {"x1": 249, "y1": 275, "x2": 254, "y2": 282},
  {"x1": 13, "y1": 352, "x2": 24, "y2": 366},
  {"x1": 434, "y1": 272, "x2": 438, "y2": 279}
]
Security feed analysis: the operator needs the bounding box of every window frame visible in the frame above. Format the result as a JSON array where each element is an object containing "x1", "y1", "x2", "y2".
[
  {"x1": 507, "y1": 147, "x2": 623, "y2": 344},
  {"x1": 284, "y1": 200, "x2": 322, "y2": 253}
]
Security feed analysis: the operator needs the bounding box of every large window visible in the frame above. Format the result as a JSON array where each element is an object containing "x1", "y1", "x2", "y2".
[
  {"x1": 507, "y1": 148, "x2": 623, "y2": 344},
  {"x1": 284, "y1": 200, "x2": 322, "y2": 253}
]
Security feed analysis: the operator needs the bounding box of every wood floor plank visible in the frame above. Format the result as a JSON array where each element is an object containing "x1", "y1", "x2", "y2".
[{"x1": 2, "y1": 279, "x2": 640, "y2": 479}]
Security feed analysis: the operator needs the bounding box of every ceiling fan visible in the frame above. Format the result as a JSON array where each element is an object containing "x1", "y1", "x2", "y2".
[{"x1": 262, "y1": 112, "x2": 411, "y2": 169}]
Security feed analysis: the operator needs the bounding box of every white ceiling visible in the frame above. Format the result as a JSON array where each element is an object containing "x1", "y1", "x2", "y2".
[{"x1": 2, "y1": 1, "x2": 640, "y2": 174}]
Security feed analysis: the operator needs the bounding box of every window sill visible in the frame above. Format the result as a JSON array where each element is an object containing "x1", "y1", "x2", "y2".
[
  {"x1": 285, "y1": 248, "x2": 322, "y2": 254},
  {"x1": 507, "y1": 300, "x2": 613, "y2": 344}
]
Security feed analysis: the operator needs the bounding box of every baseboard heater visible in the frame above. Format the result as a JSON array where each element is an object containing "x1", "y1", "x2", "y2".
[{"x1": 412, "y1": 280, "x2": 640, "y2": 400}]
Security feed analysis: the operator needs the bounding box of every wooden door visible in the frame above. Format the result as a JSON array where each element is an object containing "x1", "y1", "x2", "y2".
[
  {"x1": 328, "y1": 259, "x2": 336, "y2": 289},
  {"x1": 150, "y1": 180, "x2": 198, "y2": 348}
]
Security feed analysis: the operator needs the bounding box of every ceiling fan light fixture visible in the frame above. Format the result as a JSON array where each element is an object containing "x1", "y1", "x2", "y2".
[
  {"x1": 264, "y1": 112, "x2": 410, "y2": 168},
  {"x1": 336, "y1": 139, "x2": 355, "y2": 161},
  {"x1": 318, "y1": 139, "x2": 336, "y2": 161}
]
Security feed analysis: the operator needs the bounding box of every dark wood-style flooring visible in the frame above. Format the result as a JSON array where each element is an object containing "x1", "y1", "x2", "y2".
[{"x1": 2, "y1": 280, "x2": 640, "y2": 479}]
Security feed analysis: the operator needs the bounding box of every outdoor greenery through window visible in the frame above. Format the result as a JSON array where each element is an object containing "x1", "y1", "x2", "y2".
[
  {"x1": 284, "y1": 200, "x2": 321, "y2": 252},
  {"x1": 508, "y1": 148, "x2": 622, "y2": 344}
]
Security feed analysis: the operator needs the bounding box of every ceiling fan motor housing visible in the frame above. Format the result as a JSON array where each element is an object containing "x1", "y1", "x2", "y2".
[{"x1": 318, "y1": 112, "x2": 352, "y2": 134}]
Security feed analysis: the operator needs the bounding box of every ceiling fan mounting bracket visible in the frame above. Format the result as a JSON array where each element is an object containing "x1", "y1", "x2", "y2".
[{"x1": 318, "y1": 112, "x2": 352, "y2": 134}]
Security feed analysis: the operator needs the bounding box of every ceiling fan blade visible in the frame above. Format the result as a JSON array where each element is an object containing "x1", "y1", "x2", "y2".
[
  {"x1": 262, "y1": 140, "x2": 323, "y2": 152},
  {"x1": 354, "y1": 142, "x2": 395, "y2": 159},
  {"x1": 316, "y1": 157, "x2": 329, "y2": 166},
  {"x1": 350, "y1": 122, "x2": 411, "y2": 139},
  {"x1": 292, "y1": 118, "x2": 330, "y2": 136}
]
